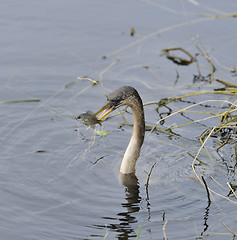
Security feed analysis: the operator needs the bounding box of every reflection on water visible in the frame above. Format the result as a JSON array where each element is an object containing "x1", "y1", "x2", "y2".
[
  {"x1": 201, "y1": 176, "x2": 211, "y2": 236},
  {"x1": 201, "y1": 199, "x2": 211, "y2": 236},
  {"x1": 94, "y1": 173, "x2": 141, "y2": 239},
  {"x1": 120, "y1": 173, "x2": 141, "y2": 215}
]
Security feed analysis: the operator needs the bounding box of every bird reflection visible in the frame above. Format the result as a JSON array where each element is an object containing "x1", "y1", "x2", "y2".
[
  {"x1": 93, "y1": 173, "x2": 141, "y2": 239},
  {"x1": 120, "y1": 173, "x2": 141, "y2": 214},
  {"x1": 113, "y1": 173, "x2": 141, "y2": 239}
]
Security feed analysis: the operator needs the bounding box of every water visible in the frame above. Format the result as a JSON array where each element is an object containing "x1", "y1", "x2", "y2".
[{"x1": 1, "y1": 0, "x2": 237, "y2": 239}]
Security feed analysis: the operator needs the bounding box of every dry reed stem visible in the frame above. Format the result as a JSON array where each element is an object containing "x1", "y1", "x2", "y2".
[
  {"x1": 216, "y1": 135, "x2": 232, "y2": 151},
  {"x1": 145, "y1": 162, "x2": 157, "y2": 194},
  {"x1": 103, "y1": 224, "x2": 109, "y2": 240},
  {"x1": 99, "y1": 58, "x2": 120, "y2": 81},
  {"x1": 205, "y1": 55, "x2": 215, "y2": 83},
  {"x1": 220, "y1": 220, "x2": 236, "y2": 238},
  {"x1": 194, "y1": 37, "x2": 216, "y2": 83},
  {"x1": 193, "y1": 126, "x2": 237, "y2": 204},
  {"x1": 2, "y1": 85, "x2": 68, "y2": 141},
  {"x1": 163, "y1": 220, "x2": 168, "y2": 240},
  {"x1": 161, "y1": 47, "x2": 196, "y2": 65},
  {"x1": 149, "y1": 99, "x2": 236, "y2": 135},
  {"x1": 216, "y1": 78, "x2": 237, "y2": 88},
  {"x1": 199, "y1": 13, "x2": 237, "y2": 19},
  {"x1": 227, "y1": 182, "x2": 237, "y2": 199},
  {"x1": 192, "y1": 126, "x2": 217, "y2": 184},
  {"x1": 210, "y1": 176, "x2": 227, "y2": 190},
  {"x1": 72, "y1": 77, "x2": 97, "y2": 99}
]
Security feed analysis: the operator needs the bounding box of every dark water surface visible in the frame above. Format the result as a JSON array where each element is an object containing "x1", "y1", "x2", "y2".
[{"x1": 1, "y1": 1, "x2": 237, "y2": 239}]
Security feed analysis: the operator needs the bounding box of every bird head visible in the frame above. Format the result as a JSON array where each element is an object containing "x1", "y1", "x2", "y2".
[{"x1": 96, "y1": 86, "x2": 137, "y2": 120}]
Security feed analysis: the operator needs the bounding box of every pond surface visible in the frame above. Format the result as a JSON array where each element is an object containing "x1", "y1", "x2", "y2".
[{"x1": 1, "y1": 1, "x2": 237, "y2": 239}]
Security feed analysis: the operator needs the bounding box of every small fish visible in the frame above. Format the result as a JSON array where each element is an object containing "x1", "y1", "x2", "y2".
[{"x1": 77, "y1": 111, "x2": 101, "y2": 127}]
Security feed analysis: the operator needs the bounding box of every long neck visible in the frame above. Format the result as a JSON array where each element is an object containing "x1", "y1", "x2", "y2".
[{"x1": 120, "y1": 96, "x2": 145, "y2": 174}]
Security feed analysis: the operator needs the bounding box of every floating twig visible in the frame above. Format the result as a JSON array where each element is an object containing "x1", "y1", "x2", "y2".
[
  {"x1": 220, "y1": 220, "x2": 236, "y2": 238},
  {"x1": 93, "y1": 156, "x2": 104, "y2": 165},
  {"x1": 161, "y1": 47, "x2": 196, "y2": 65},
  {"x1": 231, "y1": 66, "x2": 237, "y2": 73},
  {"x1": 131, "y1": 27, "x2": 136, "y2": 36},
  {"x1": 199, "y1": 13, "x2": 237, "y2": 19},
  {"x1": 34, "y1": 150, "x2": 48, "y2": 153},
  {"x1": 0, "y1": 99, "x2": 40, "y2": 104},
  {"x1": 216, "y1": 78, "x2": 237, "y2": 88}
]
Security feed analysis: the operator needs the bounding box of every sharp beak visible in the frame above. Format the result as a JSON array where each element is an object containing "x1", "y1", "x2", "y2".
[{"x1": 96, "y1": 102, "x2": 115, "y2": 120}]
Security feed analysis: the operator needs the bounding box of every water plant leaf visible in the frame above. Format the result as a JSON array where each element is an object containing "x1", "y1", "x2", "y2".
[{"x1": 95, "y1": 130, "x2": 110, "y2": 136}]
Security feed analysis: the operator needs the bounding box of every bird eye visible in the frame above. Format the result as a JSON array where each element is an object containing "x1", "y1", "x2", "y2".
[
  {"x1": 116, "y1": 97, "x2": 121, "y2": 103},
  {"x1": 112, "y1": 97, "x2": 121, "y2": 106}
]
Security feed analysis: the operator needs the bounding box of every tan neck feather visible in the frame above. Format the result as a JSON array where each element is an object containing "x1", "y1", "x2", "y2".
[{"x1": 120, "y1": 97, "x2": 145, "y2": 174}]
